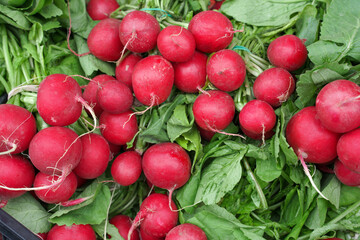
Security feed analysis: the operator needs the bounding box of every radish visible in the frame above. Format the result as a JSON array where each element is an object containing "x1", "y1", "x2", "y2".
[
  {"x1": 111, "y1": 151, "x2": 142, "y2": 186},
  {"x1": 97, "y1": 80, "x2": 133, "y2": 114},
  {"x1": 315, "y1": 80, "x2": 360, "y2": 133},
  {"x1": 173, "y1": 51, "x2": 207, "y2": 93},
  {"x1": 34, "y1": 171, "x2": 77, "y2": 204},
  {"x1": 207, "y1": 49, "x2": 246, "y2": 92},
  {"x1": 267, "y1": 35, "x2": 307, "y2": 71},
  {"x1": 115, "y1": 53, "x2": 142, "y2": 91},
  {"x1": 334, "y1": 160, "x2": 360, "y2": 186},
  {"x1": 132, "y1": 55, "x2": 174, "y2": 106},
  {"x1": 140, "y1": 227, "x2": 163, "y2": 240},
  {"x1": 253, "y1": 68, "x2": 295, "y2": 107},
  {"x1": 110, "y1": 215, "x2": 140, "y2": 240},
  {"x1": 119, "y1": 10, "x2": 160, "y2": 53},
  {"x1": 86, "y1": 0, "x2": 119, "y2": 20},
  {"x1": 157, "y1": 25, "x2": 196, "y2": 63},
  {"x1": 286, "y1": 106, "x2": 340, "y2": 164},
  {"x1": 188, "y1": 11, "x2": 236, "y2": 53},
  {"x1": 128, "y1": 193, "x2": 178, "y2": 239},
  {"x1": 286, "y1": 106, "x2": 341, "y2": 199},
  {"x1": 0, "y1": 104, "x2": 36, "y2": 154},
  {"x1": 37, "y1": 74, "x2": 82, "y2": 126},
  {"x1": 239, "y1": 100, "x2": 276, "y2": 138},
  {"x1": 29, "y1": 126, "x2": 83, "y2": 175},
  {"x1": 100, "y1": 110, "x2": 138, "y2": 145},
  {"x1": 47, "y1": 224, "x2": 97, "y2": 240},
  {"x1": 142, "y1": 142, "x2": 191, "y2": 191},
  {"x1": 83, "y1": 74, "x2": 116, "y2": 117},
  {"x1": 241, "y1": 127, "x2": 275, "y2": 141},
  {"x1": 193, "y1": 90, "x2": 235, "y2": 132},
  {"x1": 88, "y1": 18, "x2": 124, "y2": 61},
  {"x1": 337, "y1": 128, "x2": 360, "y2": 173},
  {"x1": 165, "y1": 223, "x2": 207, "y2": 240},
  {"x1": 0, "y1": 155, "x2": 35, "y2": 202},
  {"x1": 73, "y1": 133, "x2": 110, "y2": 179}
]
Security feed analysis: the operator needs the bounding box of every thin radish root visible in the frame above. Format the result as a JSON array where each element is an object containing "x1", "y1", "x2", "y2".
[
  {"x1": 124, "y1": 96, "x2": 157, "y2": 128},
  {"x1": 205, "y1": 122, "x2": 246, "y2": 139},
  {"x1": 7, "y1": 85, "x2": 39, "y2": 100},
  {"x1": 261, "y1": 124, "x2": 266, "y2": 146},
  {"x1": 119, "y1": 31, "x2": 137, "y2": 62},
  {"x1": 197, "y1": 86, "x2": 210, "y2": 96},
  {"x1": 298, "y1": 151, "x2": 328, "y2": 200},
  {"x1": 127, "y1": 208, "x2": 149, "y2": 240},
  {"x1": 0, "y1": 140, "x2": 17, "y2": 156},
  {"x1": 59, "y1": 195, "x2": 94, "y2": 207},
  {"x1": 67, "y1": 0, "x2": 90, "y2": 57}
]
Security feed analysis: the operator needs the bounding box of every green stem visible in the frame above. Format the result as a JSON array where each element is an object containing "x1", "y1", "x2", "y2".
[
  {"x1": 0, "y1": 74, "x2": 10, "y2": 93},
  {"x1": 164, "y1": 17, "x2": 189, "y2": 28},
  {"x1": 243, "y1": 158, "x2": 268, "y2": 209},
  {"x1": 1, "y1": 25, "x2": 16, "y2": 90}
]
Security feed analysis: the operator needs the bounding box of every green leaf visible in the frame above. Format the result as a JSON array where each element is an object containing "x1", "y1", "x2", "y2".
[
  {"x1": 321, "y1": 174, "x2": 341, "y2": 209},
  {"x1": 311, "y1": 67, "x2": 343, "y2": 84},
  {"x1": 176, "y1": 169, "x2": 202, "y2": 211},
  {"x1": 256, "y1": 155, "x2": 282, "y2": 182},
  {"x1": 29, "y1": 22, "x2": 43, "y2": 45},
  {"x1": 307, "y1": 40, "x2": 343, "y2": 65},
  {"x1": 320, "y1": 0, "x2": 360, "y2": 62},
  {"x1": 48, "y1": 55, "x2": 87, "y2": 85},
  {"x1": 93, "y1": 221, "x2": 124, "y2": 240},
  {"x1": 340, "y1": 185, "x2": 360, "y2": 206},
  {"x1": 0, "y1": 4, "x2": 31, "y2": 29},
  {"x1": 167, "y1": 104, "x2": 194, "y2": 142},
  {"x1": 295, "y1": 4, "x2": 320, "y2": 46},
  {"x1": 26, "y1": 0, "x2": 46, "y2": 15},
  {"x1": 73, "y1": 34, "x2": 115, "y2": 76},
  {"x1": 305, "y1": 198, "x2": 328, "y2": 229},
  {"x1": 221, "y1": 0, "x2": 307, "y2": 26},
  {"x1": 195, "y1": 149, "x2": 247, "y2": 205},
  {"x1": 66, "y1": 0, "x2": 96, "y2": 38},
  {"x1": 295, "y1": 70, "x2": 317, "y2": 108},
  {"x1": 39, "y1": 3, "x2": 63, "y2": 19},
  {"x1": 185, "y1": 205, "x2": 266, "y2": 240},
  {"x1": 3, "y1": 193, "x2": 52, "y2": 233},
  {"x1": 49, "y1": 182, "x2": 111, "y2": 225}
]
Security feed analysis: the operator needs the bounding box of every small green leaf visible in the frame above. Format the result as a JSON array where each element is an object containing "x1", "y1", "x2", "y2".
[
  {"x1": 39, "y1": 3, "x2": 63, "y2": 19},
  {"x1": 321, "y1": 174, "x2": 341, "y2": 209},
  {"x1": 296, "y1": 5, "x2": 320, "y2": 46},
  {"x1": 3, "y1": 193, "x2": 52, "y2": 233}
]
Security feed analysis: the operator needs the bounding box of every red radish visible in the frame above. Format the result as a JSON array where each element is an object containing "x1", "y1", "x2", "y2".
[
  {"x1": 111, "y1": 151, "x2": 142, "y2": 186},
  {"x1": 100, "y1": 110, "x2": 138, "y2": 145},
  {"x1": 241, "y1": 127, "x2": 275, "y2": 141},
  {"x1": 334, "y1": 159, "x2": 360, "y2": 186},
  {"x1": 207, "y1": 49, "x2": 246, "y2": 92},
  {"x1": 157, "y1": 25, "x2": 196, "y2": 63},
  {"x1": 173, "y1": 51, "x2": 207, "y2": 93},
  {"x1": 83, "y1": 74, "x2": 116, "y2": 117},
  {"x1": 115, "y1": 53, "x2": 142, "y2": 91},
  {"x1": 37, "y1": 74, "x2": 82, "y2": 126},
  {"x1": 34, "y1": 171, "x2": 77, "y2": 204},
  {"x1": 253, "y1": 68, "x2": 295, "y2": 107},
  {"x1": 128, "y1": 193, "x2": 178, "y2": 239},
  {"x1": 47, "y1": 224, "x2": 96, "y2": 240},
  {"x1": 108, "y1": 142, "x2": 122, "y2": 158},
  {"x1": 239, "y1": 100, "x2": 276, "y2": 137},
  {"x1": 140, "y1": 227, "x2": 164, "y2": 240},
  {"x1": 0, "y1": 104, "x2": 36, "y2": 154},
  {"x1": 165, "y1": 223, "x2": 207, "y2": 240},
  {"x1": 88, "y1": 18, "x2": 124, "y2": 61},
  {"x1": 87, "y1": 0, "x2": 119, "y2": 20},
  {"x1": 75, "y1": 175, "x2": 87, "y2": 188},
  {"x1": 267, "y1": 35, "x2": 307, "y2": 71},
  {"x1": 316, "y1": 80, "x2": 360, "y2": 133},
  {"x1": 119, "y1": 10, "x2": 160, "y2": 53},
  {"x1": 193, "y1": 90, "x2": 235, "y2": 132},
  {"x1": 97, "y1": 80, "x2": 133, "y2": 114},
  {"x1": 197, "y1": 125, "x2": 215, "y2": 142},
  {"x1": 0, "y1": 155, "x2": 35, "y2": 201},
  {"x1": 132, "y1": 55, "x2": 174, "y2": 106},
  {"x1": 74, "y1": 133, "x2": 110, "y2": 179},
  {"x1": 286, "y1": 106, "x2": 340, "y2": 164},
  {"x1": 209, "y1": 0, "x2": 225, "y2": 10},
  {"x1": 188, "y1": 11, "x2": 235, "y2": 53},
  {"x1": 142, "y1": 142, "x2": 191, "y2": 190},
  {"x1": 110, "y1": 215, "x2": 140, "y2": 240},
  {"x1": 29, "y1": 126, "x2": 82, "y2": 175},
  {"x1": 337, "y1": 128, "x2": 360, "y2": 173}
]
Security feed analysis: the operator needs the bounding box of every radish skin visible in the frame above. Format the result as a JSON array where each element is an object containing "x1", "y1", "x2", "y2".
[{"x1": 86, "y1": 0, "x2": 119, "y2": 20}]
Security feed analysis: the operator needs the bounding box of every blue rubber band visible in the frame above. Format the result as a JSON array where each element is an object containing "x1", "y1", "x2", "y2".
[
  {"x1": 140, "y1": 8, "x2": 173, "y2": 17},
  {"x1": 232, "y1": 45, "x2": 251, "y2": 53}
]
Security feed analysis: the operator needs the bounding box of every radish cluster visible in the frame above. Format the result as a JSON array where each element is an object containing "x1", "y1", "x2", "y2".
[{"x1": 286, "y1": 79, "x2": 360, "y2": 187}]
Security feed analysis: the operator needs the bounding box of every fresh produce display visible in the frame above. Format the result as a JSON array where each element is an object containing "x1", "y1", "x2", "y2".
[{"x1": 0, "y1": 0, "x2": 360, "y2": 240}]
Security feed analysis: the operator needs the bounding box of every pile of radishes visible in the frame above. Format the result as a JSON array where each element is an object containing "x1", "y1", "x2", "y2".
[{"x1": 1, "y1": 0, "x2": 360, "y2": 239}]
